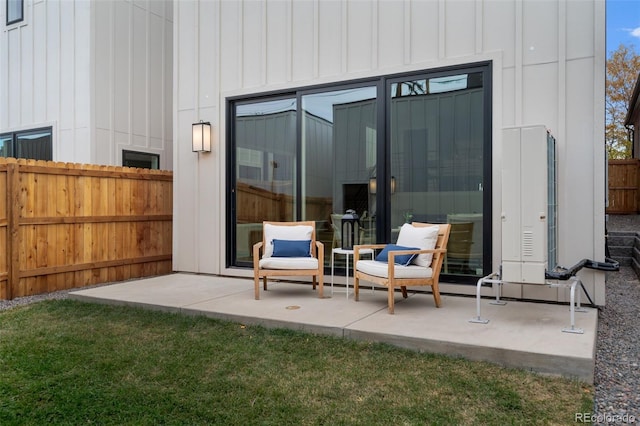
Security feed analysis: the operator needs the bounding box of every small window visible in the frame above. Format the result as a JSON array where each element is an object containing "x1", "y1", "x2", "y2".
[
  {"x1": 6, "y1": 0, "x2": 24, "y2": 25},
  {"x1": 0, "y1": 127, "x2": 52, "y2": 160},
  {"x1": 123, "y1": 150, "x2": 160, "y2": 169}
]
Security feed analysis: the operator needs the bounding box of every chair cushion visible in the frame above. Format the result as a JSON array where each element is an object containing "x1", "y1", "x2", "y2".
[
  {"x1": 272, "y1": 239, "x2": 312, "y2": 257},
  {"x1": 259, "y1": 257, "x2": 319, "y2": 270},
  {"x1": 396, "y1": 224, "x2": 439, "y2": 267},
  {"x1": 356, "y1": 260, "x2": 433, "y2": 279},
  {"x1": 375, "y1": 244, "x2": 419, "y2": 266},
  {"x1": 263, "y1": 224, "x2": 314, "y2": 258}
]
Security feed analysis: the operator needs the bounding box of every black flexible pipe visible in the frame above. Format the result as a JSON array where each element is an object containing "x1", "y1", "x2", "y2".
[{"x1": 544, "y1": 257, "x2": 619, "y2": 307}]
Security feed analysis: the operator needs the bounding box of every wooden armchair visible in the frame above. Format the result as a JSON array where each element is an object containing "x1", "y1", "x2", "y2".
[
  {"x1": 353, "y1": 223, "x2": 451, "y2": 314},
  {"x1": 253, "y1": 221, "x2": 324, "y2": 299}
]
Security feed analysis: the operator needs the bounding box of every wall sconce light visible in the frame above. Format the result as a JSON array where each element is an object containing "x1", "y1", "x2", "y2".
[
  {"x1": 369, "y1": 176, "x2": 396, "y2": 194},
  {"x1": 192, "y1": 120, "x2": 211, "y2": 153}
]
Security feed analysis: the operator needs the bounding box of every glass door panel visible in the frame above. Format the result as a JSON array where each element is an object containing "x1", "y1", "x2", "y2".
[
  {"x1": 389, "y1": 73, "x2": 485, "y2": 277},
  {"x1": 301, "y1": 86, "x2": 377, "y2": 267},
  {"x1": 234, "y1": 98, "x2": 297, "y2": 263}
]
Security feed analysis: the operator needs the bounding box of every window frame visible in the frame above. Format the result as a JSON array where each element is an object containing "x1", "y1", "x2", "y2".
[
  {"x1": 226, "y1": 62, "x2": 492, "y2": 283},
  {"x1": 6, "y1": 0, "x2": 24, "y2": 26},
  {"x1": 122, "y1": 149, "x2": 160, "y2": 170},
  {"x1": 0, "y1": 126, "x2": 53, "y2": 161}
]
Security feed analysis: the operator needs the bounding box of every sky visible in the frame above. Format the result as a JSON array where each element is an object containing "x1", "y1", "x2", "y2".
[{"x1": 607, "y1": 0, "x2": 640, "y2": 57}]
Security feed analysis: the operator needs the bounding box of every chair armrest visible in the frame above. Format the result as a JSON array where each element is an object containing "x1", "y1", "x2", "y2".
[
  {"x1": 253, "y1": 241, "x2": 263, "y2": 269},
  {"x1": 315, "y1": 241, "x2": 324, "y2": 264},
  {"x1": 354, "y1": 244, "x2": 386, "y2": 262}
]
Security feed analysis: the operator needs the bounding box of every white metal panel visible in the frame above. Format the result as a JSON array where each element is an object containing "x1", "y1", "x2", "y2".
[
  {"x1": 7, "y1": 29, "x2": 21, "y2": 127},
  {"x1": 501, "y1": 128, "x2": 521, "y2": 263},
  {"x1": 317, "y1": 0, "x2": 342, "y2": 77},
  {"x1": 522, "y1": 0, "x2": 558, "y2": 66},
  {"x1": 114, "y1": 1, "x2": 131, "y2": 134},
  {"x1": 94, "y1": 0, "x2": 112, "y2": 131},
  {"x1": 409, "y1": 0, "x2": 439, "y2": 64},
  {"x1": 198, "y1": 0, "x2": 217, "y2": 108},
  {"x1": 75, "y1": 1, "x2": 90, "y2": 131},
  {"x1": 59, "y1": 0, "x2": 74, "y2": 131},
  {"x1": 346, "y1": 0, "x2": 373, "y2": 72},
  {"x1": 265, "y1": 0, "x2": 288, "y2": 84},
  {"x1": 242, "y1": 2, "x2": 263, "y2": 87},
  {"x1": 149, "y1": 12, "x2": 164, "y2": 140},
  {"x1": 566, "y1": 0, "x2": 594, "y2": 60},
  {"x1": 482, "y1": 0, "x2": 515, "y2": 68},
  {"x1": 522, "y1": 63, "x2": 558, "y2": 130},
  {"x1": 292, "y1": 0, "x2": 314, "y2": 82},
  {"x1": 177, "y1": 0, "x2": 196, "y2": 110},
  {"x1": 378, "y1": 0, "x2": 404, "y2": 69},
  {"x1": 444, "y1": 0, "x2": 476, "y2": 58},
  {"x1": 132, "y1": 6, "x2": 147, "y2": 137},
  {"x1": 21, "y1": 17, "x2": 34, "y2": 125},
  {"x1": 45, "y1": 0, "x2": 60, "y2": 125}
]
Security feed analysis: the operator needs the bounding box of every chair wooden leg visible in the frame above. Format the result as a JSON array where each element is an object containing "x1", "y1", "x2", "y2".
[
  {"x1": 263, "y1": 276, "x2": 268, "y2": 291},
  {"x1": 401, "y1": 286, "x2": 408, "y2": 298},
  {"x1": 432, "y1": 283, "x2": 442, "y2": 307},
  {"x1": 312, "y1": 276, "x2": 317, "y2": 290},
  {"x1": 254, "y1": 275, "x2": 260, "y2": 300},
  {"x1": 318, "y1": 275, "x2": 324, "y2": 298},
  {"x1": 354, "y1": 276, "x2": 360, "y2": 301},
  {"x1": 388, "y1": 285, "x2": 395, "y2": 314}
]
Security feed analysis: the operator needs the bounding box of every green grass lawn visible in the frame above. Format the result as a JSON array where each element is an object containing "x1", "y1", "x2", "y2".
[{"x1": 0, "y1": 300, "x2": 592, "y2": 425}]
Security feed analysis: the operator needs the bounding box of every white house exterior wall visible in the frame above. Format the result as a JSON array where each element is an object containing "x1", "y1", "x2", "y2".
[
  {"x1": 173, "y1": 0, "x2": 607, "y2": 304},
  {"x1": 0, "y1": 0, "x2": 173, "y2": 169}
]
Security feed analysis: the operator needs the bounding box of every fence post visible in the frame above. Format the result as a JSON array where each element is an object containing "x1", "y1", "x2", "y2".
[{"x1": 6, "y1": 162, "x2": 19, "y2": 300}]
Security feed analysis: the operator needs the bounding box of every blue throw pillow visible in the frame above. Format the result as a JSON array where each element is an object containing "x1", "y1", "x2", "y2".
[
  {"x1": 272, "y1": 239, "x2": 312, "y2": 257},
  {"x1": 375, "y1": 244, "x2": 419, "y2": 266}
]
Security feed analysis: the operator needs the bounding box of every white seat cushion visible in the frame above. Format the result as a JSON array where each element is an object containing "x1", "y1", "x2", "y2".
[
  {"x1": 396, "y1": 224, "x2": 439, "y2": 267},
  {"x1": 356, "y1": 260, "x2": 433, "y2": 279},
  {"x1": 259, "y1": 257, "x2": 319, "y2": 270},
  {"x1": 262, "y1": 224, "x2": 314, "y2": 258}
]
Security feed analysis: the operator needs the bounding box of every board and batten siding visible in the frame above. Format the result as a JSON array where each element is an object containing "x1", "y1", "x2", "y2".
[
  {"x1": 174, "y1": 0, "x2": 606, "y2": 305},
  {"x1": 0, "y1": 0, "x2": 173, "y2": 169}
]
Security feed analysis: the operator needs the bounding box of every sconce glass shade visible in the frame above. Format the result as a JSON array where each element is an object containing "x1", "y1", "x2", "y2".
[
  {"x1": 369, "y1": 177, "x2": 377, "y2": 194},
  {"x1": 192, "y1": 121, "x2": 211, "y2": 152}
]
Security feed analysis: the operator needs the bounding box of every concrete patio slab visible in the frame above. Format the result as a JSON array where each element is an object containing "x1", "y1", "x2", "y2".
[{"x1": 69, "y1": 272, "x2": 598, "y2": 383}]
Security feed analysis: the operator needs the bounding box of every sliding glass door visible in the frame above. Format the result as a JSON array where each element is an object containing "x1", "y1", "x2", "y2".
[{"x1": 228, "y1": 62, "x2": 491, "y2": 282}]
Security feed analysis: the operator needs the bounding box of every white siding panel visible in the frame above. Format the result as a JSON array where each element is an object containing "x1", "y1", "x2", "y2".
[
  {"x1": 177, "y1": 1, "x2": 196, "y2": 109},
  {"x1": 59, "y1": 0, "x2": 74, "y2": 131},
  {"x1": 32, "y1": 2, "x2": 47, "y2": 124},
  {"x1": 317, "y1": 0, "x2": 342, "y2": 77},
  {"x1": 378, "y1": 0, "x2": 404, "y2": 69},
  {"x1": 149, "y1": 12, "x2": 164, "y2": 139},
  {"x1": 132, "y1": 6, "x2": 147, "y2": 137},
  {"x1": 444, "y1": 0, "x2": 476, "y2": 58},
  {"x1": 566, "y1": 0, "x2": 594, "y2": 60},
  {"x1": 95, "y1": 128, "x2": 112, "y2": 164},
  {"x1": 198, "y1": 0, "x2": 217, "y2": 108},
  {"x1": 0, "y1": 27, "x2": 6, "y2": 126},
  {"x1": 21, "y1": 18, "x2": 34, "y2": 125},
  {"x1": 94, "y1": 0, "x2": 112, "y2": 131},
  {"x1": 522, "y1": 63, "x2": 558, "y2": 131},
  {"x1": 75, "y1": 126, "x2": 90, "y2": 163},
  {"x1": 409, "y1": 0, "x2": 439, "y2": 64},
  {"x1": 346, "y1": 1, "x2": 373, "y2": 72},
  {"x1": 483, "y1": 0, "x2": 515, "y2": 68},
  {"x1": 522, "y1": 0, "x2": 558, "y2": 65},
  {"x1": 147, "y1": 0, "x2": 166, "y2": 18},
  {"x1": 46, "y1": 0, "x2": 60, "y2": 124},
  {"x1": 165, "y1": 16, "x2": 173, "y2": 146},
  {"x1": 265, "y1": 0, "x2": 288, "y2": 84},
  {"x1": 291, "y1": 1, "x2": 314, "y2": 81},
  {"x1": 7, "y1": 29, "x2": 21, "y2": 127},
  {"x1": 114, "y1": 1, "x2": 130, "y2": 134},
  {"x1": 242, "y1": 1, "x2": 263, "y2": 87},
  {"x1": 502, "y1": 67, "x2": 516, "y2": 127},
  {"x1": 75, "y1": 1, "x2": 90, "y2": 130}
]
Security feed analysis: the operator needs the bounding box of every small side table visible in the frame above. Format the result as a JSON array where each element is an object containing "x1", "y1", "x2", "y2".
[{"x1": 330, "y1": 248, "x2": 374, "y2": 298}]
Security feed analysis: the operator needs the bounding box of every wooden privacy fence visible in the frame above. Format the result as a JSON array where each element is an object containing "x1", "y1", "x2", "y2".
[
  {"x1": 0, "y1": 158, "x2": 173, "y2": 300},
  {"x1": 608, "y1": 159, "x2": 640, "y2": 214}
]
